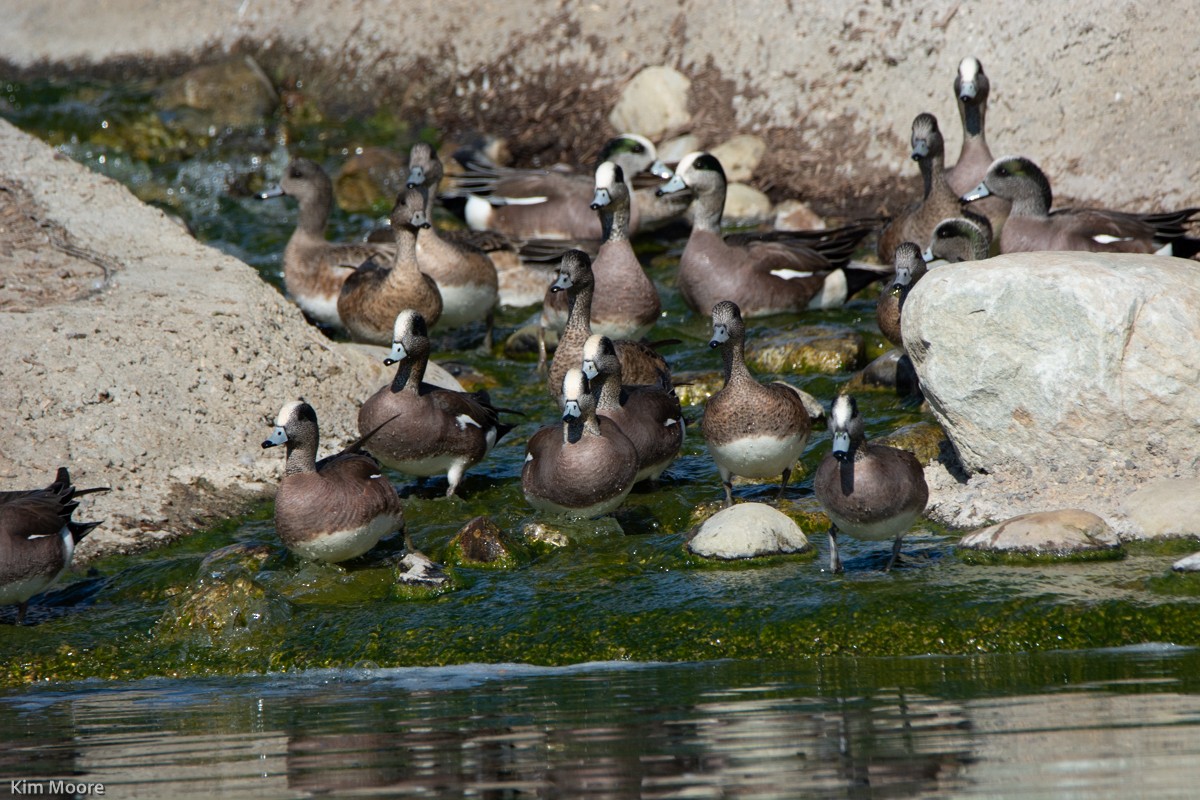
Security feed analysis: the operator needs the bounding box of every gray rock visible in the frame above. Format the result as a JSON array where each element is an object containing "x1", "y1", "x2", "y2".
[
  {"x1": 1172, "y1": 552, "x2": 1200, "y2": 572},
  {"x1": 608, "y1": 66, "x2": 691, "y2": 141},
  {"x1": 710, "y1": 134, "x2": 767, "y2": 183},
  {"x1": 333, "y1": 146, "x2": 406, "y2": 213},
  {"x1": 450, "y1": 516, "x2": 517, "y2": 564},
  {"x1": 957, "y1": 509, "x2": 1121, "y2": 555},
  {"x1": 721, "y1": 183, "x2": 773, "y2": 226},
  {"x1": 774, "y1": 199, "x2": 826, "y2": 232},
  {"x1": 688, "y1": 502, "x2": 811, "y2": 560},
  {"x1": 905, "y1": 254, "x2": 1200, "y2": 479},
  {"x1": 657, "y1": 134, "x2": 702, "y2": 166},
  {"x1": 1123, "y1": 479, "x2": 1200, "y2": 539}
]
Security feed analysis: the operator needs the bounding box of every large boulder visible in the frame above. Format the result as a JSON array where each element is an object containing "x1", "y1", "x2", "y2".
[{"x1": 904, "y1": 254, "x2": 1200, "y2": 480}]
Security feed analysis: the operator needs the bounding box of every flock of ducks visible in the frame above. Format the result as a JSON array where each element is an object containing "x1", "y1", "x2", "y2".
[{"x1": 6, "y1": 57, "x2": 1200, "y2": 622}]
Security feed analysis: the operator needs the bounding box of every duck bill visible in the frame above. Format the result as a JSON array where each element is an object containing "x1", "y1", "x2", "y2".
[
  {"x1": 549, "y1": 272, "x2": 573, "y2": 293},
  {"x1": 406, "y1": 166, "x2": 425, "y2": 188},
  {"x1": 562, "y1": 401, "x2": 582, "y2": 421},
  {"x1": 831, "y1": 431, "x2": 851, "y2": 461},
  {"x1": 257, "y1": 186, "x2": 284, "y2": 200},
  {"x1": 910, "y1": 140, "x2": 930, "y2": 160},
  {"x1": 262, "y1": 426, "x2": 288, "y2": 448},
  {"x1": 656, "y1": 173, "x2": 688, "y2": 197},
  {"x1": 409, "y1": 211, "x2": 432, "y2": 229},
  {"x1": 961, "y1": 183, "x2": 991, "y2": 202},
  {"x1": 590, "y1": 187, "x2": 612, "y2": 209},
  {"x1": 648, "y1": 159, "x2": 673, "y2": 180},
  {"x1": 921, "y1": 246, "x2": 936, "y2": 262},
  {"x1": 581, "y1": 359, "x2": 599, "y2": 380},
  {"x1": 384, "y1": 341, "x2": 408, "y2": 366}
]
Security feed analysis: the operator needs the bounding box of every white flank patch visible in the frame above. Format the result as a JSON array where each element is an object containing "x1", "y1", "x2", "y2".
[
  {"x1": 1155, "y1": 241, "x2": 1174, "y2": 256},
  {"x1": 0, "y1": 525, "x2": 76, "y2": 604},
  {"x1": 297, "y1": 292, "x2": 343, "y2": 328},
  {"x1": 456, "y1": 414, "x2": 483, "y2": 429},
  {"x1": 709, "y1": 433, "x2": 808, "y2": 479},
  {"x1": 434, "y1": 283, "x2": 498, "y2": 329},
  {"x1": 1092, "y1": 234, "x2": 1133, "y2": 244},
  {"x1": 525, "y1": 452, "x2": 534, "y2": 463},
  {"x1": 499, "y1": 195, "x2": 549, "y2": 206},
  {"x1": 665, "y1": 418, "x2": 679, "y2": 427},
  {"x1": 828, "y1": 508, "x2": 921, "y2": 542},
  {"x1": 464, "y1": 195, "x2": 494, "y2": 231},
  {"x1": 292, "y1": 514, "x2": 401, "y2": 563},
  {"x1": 770, "y1": 269, "x2": 815, "y2": 281},
  {"x1": 806, "y1": 269, "x2": 849, "y2": 310}
]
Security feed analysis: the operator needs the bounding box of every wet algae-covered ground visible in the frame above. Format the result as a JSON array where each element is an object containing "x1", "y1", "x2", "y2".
[{"x1": 4, "y1": 76, "x2": 1200, "y2": 688}]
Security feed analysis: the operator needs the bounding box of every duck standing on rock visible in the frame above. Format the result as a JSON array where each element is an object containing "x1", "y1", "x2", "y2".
[
  {"x1": 657, "y1": 152, "x2": 880, "y2": 317},
  {"x1": 258, "y1": 158, "x2": 394, "y2": 329},
  {"x1": 814, "y1": 395, "x2": 929, "y2": 573},
  {"x1": 522, "y1": 369, "x2": 639, "y2": 518},
  {"x1": 358, "y1": 310, "x2": 517, "y2": 497},
  {"x1": 700, "y1": 301, "x2": 813, "y2": 507},
  {"x1": 0, "y1": 468, "x2": 109, "y2": 623},
  {"x1": 963, "y1": 156, "x2": 1200, "y2": 255},
  {"x1": 262, "y1": 401, "x2": 405, "y2": 563},
  {"x1": 337, "y1": 188, "x2": 443, "y2": 345}
]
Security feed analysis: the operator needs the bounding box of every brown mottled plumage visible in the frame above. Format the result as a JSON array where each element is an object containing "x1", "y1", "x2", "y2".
[{"x1": 875, "y1": 242, "x2": 927, "y2": 349}]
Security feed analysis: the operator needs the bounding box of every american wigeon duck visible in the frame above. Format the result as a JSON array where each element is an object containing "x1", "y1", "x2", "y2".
[
  {"x1": 545, "y1": 249, "x2": 672, "y2": 407},
  {"x1": 875, "y1": 243, "x2": 927, "y2": 349},
  {"x1": 455, "y1": 134, "x2": 680, "y2": 240},
  {"x1": 878, "y1": 113, "x2": 982, "y2": 263},
  {"x1": 581, "y1": 334, "x2": 684, "y2": 484},
  {"x1": 337, "y1": 188, "x2": 443, "y2": 345},
  {"x1": 0, "y1": 468, "x2": 108, "y2": 623},
  {"x1": 259, "y1": 158, "x2": 394, "y2": 329},
  {"x1": 923, "y1": 216, "x2": 993, "y2": 264},
  {"x1": 943, "y1": 57, "x2": 1010, "y2": 235},
  {"x1": 358, "y1": 310, "x2": 517, "y2": 497},
  {"x1": 657, "y1": 152, "x2": 880, "y2": 317},
  {"x1": 405, "y1": 143, "x2": 500, "y2": 346},
  {"x1": 814, "y1": 395, "x2": 929, "y2": 573},
  {"x1": 700, "y1": 301, "x2": 812, "y2": 507},
  {"x1": 522, "y1": 368, "x2": 639, "y2": 518},
  {"x1": 540, "y1": 162, "x2": 661, "y2": 339},
  {"x1": 262, "y1": 400, "x2": 404, "y2": 563},
  {"x1": 963, "y1": 155, "x2": 1200, "y2": 255}
]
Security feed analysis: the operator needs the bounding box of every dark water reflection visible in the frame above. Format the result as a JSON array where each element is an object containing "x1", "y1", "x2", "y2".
[{"x1": 3, "y1": 646, "x2": 1200, "y2": 798}]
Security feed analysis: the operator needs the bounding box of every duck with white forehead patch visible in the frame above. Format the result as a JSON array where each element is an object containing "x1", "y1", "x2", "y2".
[
  {"x1": 539, "y1": 161, "x2": 661, "y2": 342},
  {"x1": 581, "y1": 333, "x2": 684, "y2": 485},
  {"x1": 963, "y1": 156, "x2": 1200, "y2": 255},
  {"x1": 944, "y1": 57, "x2": 1009, "y2": 236},
  {"x1": 522, "y1": 368, "x2": 639, "y2": 518},
  {"x1": 700, "y1": 301, "x2": 814, "y2": 507},
  {"x1": 814, "y1": 395, "x2": 929, "y2": 573},
  {"x1": 657, "y1": 152, "x2": 882, "y2": 317},
  {"x1": 452, "y1": 134, "x2": 681, "y2": 240},
  {"x1": 357, "y1": 310, "x2": 518, "y2": 497},
  {"x1": 258, "y1": 158, "x2": 395, "y2": 330},
  {"x1": 0, "y1": 467, "x2": 108, "y2": 623},
  {"x1": 262, "y1": 400, "x2": 404, "y2": 563}
]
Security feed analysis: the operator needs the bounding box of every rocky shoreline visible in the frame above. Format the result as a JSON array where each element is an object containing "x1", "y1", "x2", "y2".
[{"x1": 2, "y1": 0, "x2": 1199, "y2": 562}]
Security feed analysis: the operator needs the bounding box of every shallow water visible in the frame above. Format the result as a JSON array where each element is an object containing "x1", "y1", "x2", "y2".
[{"x1": 4, "y1": 74, "x2": 1200, "y2": 796}]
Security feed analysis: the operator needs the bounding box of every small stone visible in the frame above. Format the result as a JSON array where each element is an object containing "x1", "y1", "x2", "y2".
[
  {"x1": 1172, "y1": 552, "x2": 1200, "y2": 572},
  {"x1": 396, "y1": 550, "x2": 449, "y2": 586},
  {"x1": 157, "y1": 55, "x2": 278, "y2": 128},
  {"x1": 747, "y1": 325, "x2": 865, "y2": 374},
  {"x1": 657, "y1": 134, "x2": 702, "y2": 166},
  {"x1": 522, "y1": 522, "x2": 570, "y2": 548},
  {"x1": 449, "y1": 516, "x2": 515, "y2": 564},
  {"x1": 333, "y1": 147, "x2": 406, "y2": 213},
  {"x1": 608, "y1": 66, "x2": 692, "y2": 141},
  {"x1": 710, "y1": 135, "x2": 767, "y2": 183},
  {"x1": 874, "y1": 421, "x2": 948, "y2": 467},
  {"x1": 1123, "y1": 479, "x2": 1200, "y2": 540},
  {"x1": 505, "y1": 323, "x2": 557, "y2": 359},
  {"x1": 957, "y1": 509, "x2": 1121, "y2": 556},
  {"x1": 688, "y1": 502, "x2": 812, "y2": 560},
  {"x1": 774, "y1": 200, "x2": 826, "y2": 232},
  {"x1": 721, "y1": 183, "x2": 773, "y2": 226}
]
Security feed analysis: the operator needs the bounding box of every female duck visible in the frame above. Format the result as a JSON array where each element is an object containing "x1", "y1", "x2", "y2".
[
  {"x1": 700, "y1": 301, "x2": 813, "y2": 506},
  {"x1": 337, "y1": 188, "x2": 443, "y2": 345}
]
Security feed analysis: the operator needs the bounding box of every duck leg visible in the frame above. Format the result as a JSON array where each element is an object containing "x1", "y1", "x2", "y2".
[
  {"x1": 536, "y1": 324, "x2": 548, "y2": 375},
  {"x1": 776, "y1": 467, "x2": 792, "y2": 505},
  {"x1": 884, "y1": 535, "x2": 903, "y2": 572},
  {"x1": 828, "y1": 527, "x2": 843, "y2": 573},
  {"x1": 481, "y1": 309, "x2": 495, "y2": 352}
]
